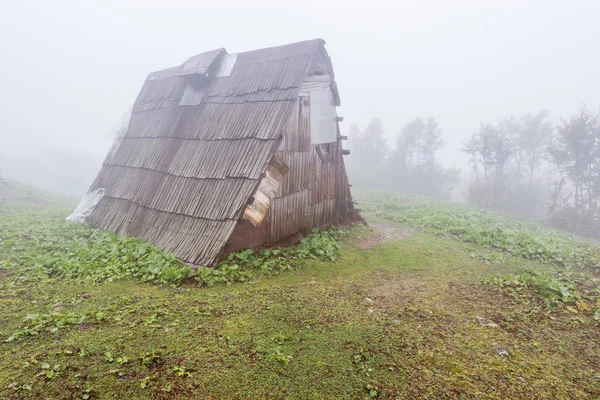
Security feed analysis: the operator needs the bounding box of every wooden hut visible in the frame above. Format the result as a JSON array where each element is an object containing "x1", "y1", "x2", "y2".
[{"x1": 86, "y1": 39, "x2": 360, "y2": 266}]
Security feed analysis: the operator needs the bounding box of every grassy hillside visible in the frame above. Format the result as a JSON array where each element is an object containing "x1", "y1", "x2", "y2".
[
  {"x1": 0, "y1": 180, "x2": 76, "y2": 207},
  {"x1": 0, "y1": 186, "x2": 599, "y2": 399}
]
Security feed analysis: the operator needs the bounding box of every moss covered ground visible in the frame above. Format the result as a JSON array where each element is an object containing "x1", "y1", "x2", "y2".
[{"x1": 0, "y1": 184, "x2": 599, "y2": 399}]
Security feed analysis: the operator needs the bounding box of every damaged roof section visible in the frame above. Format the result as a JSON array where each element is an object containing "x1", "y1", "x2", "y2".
[
  {"x1": 146, "y1": 48, "x2": 226, "y2": 80},
  {"x1": 242, "y1": 154, "x2": 290, "y2": 227},
  {"x1": 88, "y1": 39, "x2": 339, "y2": 266}
]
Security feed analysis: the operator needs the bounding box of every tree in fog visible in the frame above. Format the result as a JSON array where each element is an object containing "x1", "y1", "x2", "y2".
[
  {"x1": 346, "y1": 119, "x2": 388, "y2": 190},
  {"x1": 397, "y1": 117, "x2": 444, "y2": 170},
  {"x1": 548, "y1": 106, "x2": 600, "y2": 237},
  {"x1": 513, "y1": 111, "x2": 554, "y2": 191},
  {"x1": 504, "y1": 111, "x2": 554, "y2": 218},
  {"x1": 390, "y1": 117, "x2": 459, "y2": 199},
  {"x1": 462, "y1": 123, "x2": 512, "y2": 210},
  {"x1": 463, "y1": 112, "x2": 554, "y2": 218}
]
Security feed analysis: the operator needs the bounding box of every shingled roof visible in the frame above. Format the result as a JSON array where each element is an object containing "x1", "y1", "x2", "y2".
[{"x1": 88, "y1": 39, "x2": 339, "y2": 266}]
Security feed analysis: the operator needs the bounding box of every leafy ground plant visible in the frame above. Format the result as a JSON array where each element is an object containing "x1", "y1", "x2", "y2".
[
  {"x1": 0, "y1": 184, "x2": 347, "y2": 286},
  {"x1": 355, "y1": 189, "x2": 600, "y2": 270},
  {"x1": 1, "y1": 182, "x2": 599, "y2": 399},
  {"x1": 195, "y1": 227, "x2": 348, "y2": 286},
  {"x1": 0, "y1": 214, "x2": 193, "y2": 285},
  {"x1": 482, "y1": 270, "x2": 599, "y2": 316}
]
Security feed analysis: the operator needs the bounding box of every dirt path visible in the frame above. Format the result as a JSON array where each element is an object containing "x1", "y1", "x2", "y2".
[{"x1": 356, "y1": 222, "x2": 413, "y2": 250}]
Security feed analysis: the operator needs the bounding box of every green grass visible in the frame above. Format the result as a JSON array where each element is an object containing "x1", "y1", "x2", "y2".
[
  {"x1": 356, "y1": 189, "x2": 600, "y2": 269},
  {"x1": 0, "y1": 180, "x2": 74, "y2": 206},
  {"x1": 1, "y1": 184, "x2": 599, "y2": 399}
]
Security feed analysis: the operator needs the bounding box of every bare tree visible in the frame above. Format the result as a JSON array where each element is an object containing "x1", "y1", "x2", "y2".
[
  {"x1": 517, "y1": 110, "x2": 554, "y2": 192},
  {"x1": 346, "y1": 119, "x2": 389, "y2": 190},
  {"x1": 462, "y1": 123, "x2": 511, "y2": 210},
  {"x1": 548, "y1": 106, "x2": 600, "y2": 237},
  {"x1": 391, "y1": 117, "x2": 460, "y2": 199}
]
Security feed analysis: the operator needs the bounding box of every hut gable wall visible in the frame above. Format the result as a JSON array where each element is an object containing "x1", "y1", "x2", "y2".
[
  {"x1": 226, "y1": 76, "x2": 351, "y2": 253},
  {"x1": 88, "y1": 40, "x2": 327, "y2": 266},
  {"x1": 86, "y1": 38, "x2": 357, "y2": 265}
]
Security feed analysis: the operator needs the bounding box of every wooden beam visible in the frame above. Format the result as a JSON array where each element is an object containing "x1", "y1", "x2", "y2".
[
  {"x1": 315, "y1": 146, "x2": 326, "y2": 164},
  {"x1": 342, "y1": 149, "x2": 350, "y2": 155}
]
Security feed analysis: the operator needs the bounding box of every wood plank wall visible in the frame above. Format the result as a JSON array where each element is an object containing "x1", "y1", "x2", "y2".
[{"x1": 226, "y1": 95, "x2": 350, "y2": 253}]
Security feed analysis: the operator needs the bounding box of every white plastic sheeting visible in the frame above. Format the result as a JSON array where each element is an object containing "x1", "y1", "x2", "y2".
[
  {"x1": 299, "y1": 75, "x2": 337, "y2": 144},
  {"x1": 215, "y1": 53, "x2": 238, "y2": 78},
  {"x1": 179, "y1": 84, "x2": 206, "y2": 106},
  {"x1": 309, "y1": 89, "x2": 336, "y2": 144},
  {"x1": 66, "y1": 188, "x2": 106, "y2": 223},
  {"x1": 299, "y1": 75, "x2": 331, "y2": 93}
]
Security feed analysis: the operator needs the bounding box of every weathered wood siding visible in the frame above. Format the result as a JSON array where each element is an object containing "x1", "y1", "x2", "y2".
[
  {"x1": 227, "y1": 93, "x2": 350, "y2": 252},
  {"x1": 242, "y1": 154, "x2": 290, "y2": 227}
]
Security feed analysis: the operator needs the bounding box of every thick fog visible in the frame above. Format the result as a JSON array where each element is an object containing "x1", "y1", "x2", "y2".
[{"x1": 1, "y1": 0, "x2": 599, "y2": 198}]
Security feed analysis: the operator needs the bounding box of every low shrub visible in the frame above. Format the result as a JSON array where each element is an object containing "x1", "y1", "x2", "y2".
[{"x1": 195, "y1": 227, "x2": 348, "y2": 287}]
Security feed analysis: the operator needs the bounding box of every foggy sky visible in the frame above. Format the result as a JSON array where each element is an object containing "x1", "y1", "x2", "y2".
[{"x1": 1, "y1": 0, "x2": 599, "y2": 191}]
